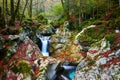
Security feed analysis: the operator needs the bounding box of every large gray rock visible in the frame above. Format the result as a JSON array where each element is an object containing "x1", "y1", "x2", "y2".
[{"x1": 46, "y1": 61, "x2": 61, "y2": 80}]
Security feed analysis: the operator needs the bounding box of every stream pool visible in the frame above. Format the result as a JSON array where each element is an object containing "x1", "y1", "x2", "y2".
[
  {"x1": 69, "y1": 70, "x2": 76, "y2": 80},
  {"x1": 63, "y1": 68, "x2": 76, "y2": 80}
]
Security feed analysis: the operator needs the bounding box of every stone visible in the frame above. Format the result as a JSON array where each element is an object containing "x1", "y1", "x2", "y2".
[{"x1": 115, "y1": 49, "x2": 120, "y2": 57}]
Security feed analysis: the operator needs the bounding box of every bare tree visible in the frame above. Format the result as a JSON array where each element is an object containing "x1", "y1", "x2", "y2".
[
  {"x1": 119, "y1": 0, "x2": 120, "y2": 6},
  {"x1": 9, "y1": 0, "x2": 15, "y2": 26},
  {"x1": 15, "y1": 0, "x2": 21, "y2": 17},
  {"x1": 29, "y1": 0, "x2": 32, "y2": 18},
  {"x1": 20, "y1": 0, "x2": 29, "y2": 24}
]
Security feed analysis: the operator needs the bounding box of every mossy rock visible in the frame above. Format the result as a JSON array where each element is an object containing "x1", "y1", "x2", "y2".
[
  {"x1": 37, "y1": 14, "x2": 44, "y2": 20},
  {"x1": 105, "y1": 33, "x2": 116, "y2": 43},
  {"x1": 78, "y1": 26, "x2": 106, "y2": 44},
  {"x1": 11, "y1": 60, "x2": 33, "y2": 75},
  {"x1": 22, "y1": 19, "x2": 33, "y2": 26},
  {"x1": 91, "y1": 39, "x2": 103, "y2": 47}
]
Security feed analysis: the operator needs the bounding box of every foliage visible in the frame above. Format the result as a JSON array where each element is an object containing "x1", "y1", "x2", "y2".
[
  {"x1": 115, "y1": 19, "x2": 120, "y2": 29},
  {"x1": 53, "y1": 20, "x2": 60, "y2": 28},
  {"x1": 36, "y1": 14, "x2": 44, "y2": 21},
  {"x1": 105, "y1": 34, "x2": 116, "y2": 43},
  {"x1": 79, "y1": 25, "x2": 106, "y2": 42},
  {"x1": 11, "y1": 60, "x2": 33, "y2": 75},
  {"x1": 92, "y1": 20, "x2": 102, "y2": 25},
  {"x1": 81, "y1": 20, "x2": 92, "y2": 29},
  {"x1": 52, "y1": 3, "x2": 64, "y2": 16},
  {"x1": 91, "y1": 39, "x2": 103, "y2": 47}
]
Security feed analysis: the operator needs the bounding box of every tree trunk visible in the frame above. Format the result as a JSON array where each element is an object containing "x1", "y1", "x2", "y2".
[
  {"x1": 20, "y1": 0, "x2": 29, "y2": 25},
  {"x1": 0, "y1": 7, "x2": 1, "y2": 17},
  {"x1": 2, "y1": 0, "x2": 4, "y2": 15},
  {"x1": 79, "y1": 0, "x2": 81, "y2": 27},
  {"x1": 5, "y1": 0, "x2": 8, "y2": 14},
  {"x1": 5, "y1": 0, "x2": 8, "y2": 26},
  {"x1": 61, "y1": 0, "x2": 65, "y2": 11},
  {"x1": 10, "y1": 0, "x2": 15, "y2": 26},
  {"x1": 37, "y1": 0, "x2": 39, "y2": 15},
  {"x1": 119, "y1": 0, "x2": 120, "y2": 6},
  {"x1": 29, "y1": 0, "x2": 32, "y2": 18},
  {"x1": 15, "y1": 0, "x2": 20, "y2": 17},
  {"x1": 61, "y1": 0, "x2": 70, "y2": 20},
  {"x1": 2, "y1": 0, "x2": 5, "y2": 27},
  {"x1": 66, "y1": 0, "x2": 70, "y2": 20},
  {"x1": 61, "y1": 0, "x2": 66, "y2": 18},
  {"x1": 93, "y1": 7, "x2": 94, "y2": 18}
]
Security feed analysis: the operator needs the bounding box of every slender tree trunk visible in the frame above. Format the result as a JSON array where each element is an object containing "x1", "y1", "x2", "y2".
[
  {"x1": 10, "y1": 0, "x2": 15, "y2": 26},
  {"x1": 29, "y1": 0, "x2": 32, "y2": 18},
  {"x1": 108, "y1": 0, "x2": 110, "y2": 11},
  {"x1": 79, "y1": 0, "x2": 81, "y2": 27},
  {"x1": 0, "y1": 0, "x2": 1, "y2": 16},
  {"x1": 61, "y1": 0, "x2": 67, "y2": 19},
  {"x1": 5, "y1": 0, "x2": 8, "y2": 14},
  {"x1": 119, "y1": 0, "x2": 120, "y2": 6},
  {"x1": 0, "y1": 7, "x2": 1, "y2": 17},
  {"x1": 5, "y1": 0, "x2": 8, "y2": 26},
  {"x1": 2, "y1": 0, "x2": 6, "y2": 27},
  {"x1": 61, "y1": 0, "x2": 65, "y2": 11},
  {"x1": 66, "y1": 0, "x2": 70, "y2": 20},
  {"x1": 37, "y1": 0, "x2": 39, "y2": 15},
  {"x1": 93, "y1": 7, "x2": 94, "y2": 18},
  {"x1": 80, "y1": 0, "x2": 84, "y2": 21},
  {"x1": 2, "y1": 0, "x2": 4, "y2": 15},
  {"x1": 20, "y1": 0, "x2": 29, "y2": 25},
  {"x1": 15, "y1": 0, "x2": 20, "y2": 17}
]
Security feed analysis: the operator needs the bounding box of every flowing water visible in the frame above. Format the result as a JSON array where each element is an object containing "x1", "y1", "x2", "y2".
[
  {"x1": 62, "y1": 63, "x2": 77, "y2": 80},
  {"x1": 36, "y1": 31, "x2": 50, "y2": 56},
  {"x1": 40, "y1": 36, "x2": 50, "y2": 56}
]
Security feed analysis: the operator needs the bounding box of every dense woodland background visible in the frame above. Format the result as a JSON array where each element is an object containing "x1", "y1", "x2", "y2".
[{"x1": 0, "y1": 0, "x2": 120, "y2": 29}]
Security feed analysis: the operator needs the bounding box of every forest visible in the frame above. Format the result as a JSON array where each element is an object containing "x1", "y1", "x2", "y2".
[{"x1": 0, "y1": 0, "x2": 120, "y2": 80}]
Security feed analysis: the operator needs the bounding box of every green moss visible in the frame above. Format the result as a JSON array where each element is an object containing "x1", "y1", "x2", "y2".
[
  {"x1": 92, "y1": 20, "x2": 102, "y2": 25},
  {"x1": 18, "y1": 61, "x2": 33, "y2": 74},
  {"x1": 78, "y1": 26, "x2": 106, "y2": 44},
  {"x1": 91, "y1": 39, "x2": 102, "y2": 47},
  {"x1": 11, "y1": 60, "x2": 33, "y2": 75},
  {"x1": 81, "y1": 20, "x2": 92, "y2": 29},
  {"x1": 105, "y1": 34, "x2": 115, "y2": 43}
]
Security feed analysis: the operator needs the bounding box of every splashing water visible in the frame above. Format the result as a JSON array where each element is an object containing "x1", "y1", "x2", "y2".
[
  {"x1": 40, "y1": 36, "x2": 50, "y2": 56},
  {"x1": 36, "y1": 31, "x2": 50, "y2": 56}
]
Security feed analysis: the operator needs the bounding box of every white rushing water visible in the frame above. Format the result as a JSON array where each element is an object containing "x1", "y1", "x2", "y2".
[
  {"x1": 40, "y1": 36, "x2": 50, "y2": 56},
  {"x1": 36, "y1": 31, "x2": 50, "y2": 56}
]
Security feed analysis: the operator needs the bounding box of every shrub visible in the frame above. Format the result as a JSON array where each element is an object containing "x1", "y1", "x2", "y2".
[
  {"x1": 115, "y1": 19, "x2": 120, "y2": 29},
  {"x1": 37, "y1": 14, "x2": 44, "y2": 20},
  {"x1": 92, "y1": 20, "x2": 102, "y2": 25},
  {"x1": 106, "y1": 20, "x2": 116, "y2": 29},
  {"x1": 11, "y1": 60, "x2": 33, "y2": 75},
  {"x1": 81, "y1": 21, "x2": 92, "y2": 29},
  {"x1": 105, "y1": 34, "x2": 116, "y2": 43}
]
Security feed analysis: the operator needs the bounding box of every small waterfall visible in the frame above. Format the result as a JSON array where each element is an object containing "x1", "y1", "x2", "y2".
[
  {"x1": 40, "y1": 36, "x2": 50, "y2": 56},
  {"x1": 36, "y1": 31, "x2": 50, "y2": 56}
]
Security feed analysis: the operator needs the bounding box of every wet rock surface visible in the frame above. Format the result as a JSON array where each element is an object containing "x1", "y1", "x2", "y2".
[
  {"x1": 0, "y1": 35, "x2": 57, "y2": 80},
  {"x1": 75, "y1": 50, "x2": 120, "y2": 80}
]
